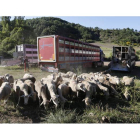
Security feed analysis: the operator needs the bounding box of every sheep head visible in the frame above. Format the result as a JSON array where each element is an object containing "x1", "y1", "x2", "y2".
[
  {"x1": 82, "y1": 98, "x2": 91, "y2": 107},
  {"x1": 77, "y1": 83, "x2": 86, "y2": 92},
  {"x1": 122, "y1": 76, "x2": 135, "y2": 86},
  {"x1": 21, "y1": 93, "x2": 32, "y2": 105},
  {"x1": 72, "y1": 74, "x2": 77, "y2": 80}
]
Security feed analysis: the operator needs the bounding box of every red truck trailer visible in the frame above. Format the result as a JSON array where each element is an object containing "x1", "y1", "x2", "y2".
[{"x1": 37, "y1": 35, "x2": 103, "y2": 71}]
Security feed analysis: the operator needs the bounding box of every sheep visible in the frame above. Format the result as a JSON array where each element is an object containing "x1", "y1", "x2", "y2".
[
  {"x1": 46, "y1": 81, "x2": 59, "y2": 108},
  {"x1": 4, "y1": 74, "x2": 14, "y2": 84},
  {"x1": 122, "y1": 76, "x2": 135, "y2": 86},
  {"x1": 61, "y1": 77, "x2": 70, "y2": 85},
  {"x1": 24, "y1": 80, "x2": 37, "y2": 102},
  {"x1": 57, "y1": 84, "x2": 68, "y2": 108},
  {"x1": 88, "y1": 77, "x2": 110, "y2": 99},
  {"x1": 46, "y1": 73, "x2": 57, "y2": 80},
  {"x1": 0, "y1": 76, "x2": 4, "y2": 87},
  {"x1": 81, "y1": 80, "x2": 96, "y2": 107},
  {"x1": 22, "y1": 73, "x2": 36, "y2": 83},
  {"x1": 69, "y1": 74, "x2": 86, "y2": 98},
  {"x1": 107, "y1": 76, "x2": 121, "y2": 85},
  {"x1": 0, "y1": 82, "x2": 11, "y2": 105},
  {"x1": 121, "y1": 76, "x2": 135, "y2": 100},
  {"x1": 78, "y1": 73, "x2": 91, "y2": 81},
  {"x1": 41, "y1": 75, "x2": 62, "y2": 108},
  {"x1": 97, "y1": 76, "x2": 118, "y2": 96},
  {"x1": 53, "y1": 74, "x2": 63, "y2": 88},
  {"x1": 58, "y1": 72, "x2": 69, "y2": 78},
  {"x1": 89, "y1": 73, "x2": 118, "y2": 96},
  {"x1": 13, "y1": 80, "x2": 31, "y2": 106},
  {"x1": 35, "y1": 81, "x2": 50, "y2": 109},
  {"x1": 65, "y1": 71, "x2": 76, "y2": 78}
]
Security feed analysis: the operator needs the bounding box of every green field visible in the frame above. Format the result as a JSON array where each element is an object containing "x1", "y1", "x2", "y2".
[{"x1": 0, "y1": 66, "x2": 140, "y2": 123}]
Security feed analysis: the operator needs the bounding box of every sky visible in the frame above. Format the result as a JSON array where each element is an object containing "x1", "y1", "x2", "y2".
[{"x1": 23, "y1": 16, "x2": 140, "y2": 31}]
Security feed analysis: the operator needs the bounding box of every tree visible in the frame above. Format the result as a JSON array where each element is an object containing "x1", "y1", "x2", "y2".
[{"x1": 0, "y1": 16, "x2": 11, "y2": 32}]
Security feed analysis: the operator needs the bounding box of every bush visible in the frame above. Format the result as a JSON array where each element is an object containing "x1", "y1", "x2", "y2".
[{"x1": 43, "y1": 109, "x2": 78, "y2": 123}]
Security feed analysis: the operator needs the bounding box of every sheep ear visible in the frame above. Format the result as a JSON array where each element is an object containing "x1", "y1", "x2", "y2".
[{"x1": 82, "y1": 99, "x2": 85, "y2": 102}]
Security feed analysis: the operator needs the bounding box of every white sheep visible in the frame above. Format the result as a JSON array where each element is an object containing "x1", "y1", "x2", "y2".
[
  {"x1": 24, "y1": 80, "x2": 37, "y2": 102},
  {"x1": 35, "y1": 81, "x2": 50, "y2": 109},
  {"x1": 13, "y1": 80, "x2": 32, "y2": 106},
  {"x1": 0, "y1": 82, "x2": 11, "y2": 105},
  {"x1": 122, "y1": 76, "x2": 135, "y2": 100},
  {"x1": 41, "y1": 75, "x2": 62, "y2": 108},
  {"x1": 57, "y1": 83, "x2": 69, "y2": 108}
]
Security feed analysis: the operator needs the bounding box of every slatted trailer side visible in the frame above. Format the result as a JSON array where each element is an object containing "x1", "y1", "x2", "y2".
[{"x1": 37, "y1": 35, "x2": 103, "y2": 70}]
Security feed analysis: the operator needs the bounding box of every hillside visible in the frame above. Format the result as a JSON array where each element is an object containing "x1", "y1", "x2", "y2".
[{"x1": 0, "y1": 16, "x2": 140, "y2": 58}]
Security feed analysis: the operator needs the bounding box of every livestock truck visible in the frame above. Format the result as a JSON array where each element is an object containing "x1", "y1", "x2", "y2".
[
  {"x1": 13, "y1": 44, "x2": 38, "y2": 63},
  {"x1": 109, "y1": 46, "x2": 135, "y2": 72},
  {"x1": 37, "y1": 35, "x2": 104, "y2": 72},
  {"x1": 0, "y1": 44, "x2": 38, "y2": 66}
]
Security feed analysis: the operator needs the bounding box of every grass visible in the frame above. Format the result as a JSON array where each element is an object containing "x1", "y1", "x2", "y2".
[
  {"x1": 0, "y1": 65, "x2": 140, "y2": 123},
  {"x1": 92, "y1": 42, "x2": 117, "y2": 58}
]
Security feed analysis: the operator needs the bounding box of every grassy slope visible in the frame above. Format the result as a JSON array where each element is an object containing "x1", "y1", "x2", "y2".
[
  {"x1": 0, "y1": 66, "x2": 140, "y2": 123},
  {"x1": 92, "y1": 42, "x2": 140, "y2": 59}
]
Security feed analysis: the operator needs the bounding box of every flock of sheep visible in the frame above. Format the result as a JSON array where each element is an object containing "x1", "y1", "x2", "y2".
[{"x1": 0, "y1": 71, "x2": 135, "y2": 109}]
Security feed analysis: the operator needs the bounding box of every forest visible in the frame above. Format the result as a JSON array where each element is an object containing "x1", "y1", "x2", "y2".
[{"x1": 0, "y1": 16, "x2": 140, "y2": 58}]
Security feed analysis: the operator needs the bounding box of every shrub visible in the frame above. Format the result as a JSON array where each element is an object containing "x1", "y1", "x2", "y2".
[{"x1": 43, "y1": 109, "x2": 78, "y2": 123}]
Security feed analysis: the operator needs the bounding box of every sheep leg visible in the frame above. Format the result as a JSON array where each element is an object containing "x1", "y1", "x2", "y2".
[
  {"x1": 16, "y1": 96, "x2": 21, "y2": 107},
  {"x1": 77, "y1": 91, "x2": 79, "y2": 97},
  {"x1": 3, "y1": 100, "x2": 8, "y2": 109},
  {"x1": 110, "y1": 85, "x2": 118, "y2": 95},
  {"x1": 97, "y1": 84, "x2": 109, "y2": 95},
  {"x1": 58, "y1": 88, "x2": 67, "y2": 106},
  {"x1": 124, "y1": 87, "x2": 129, "y2": 100},
  {"x1": 38, "y1": 96, "x2": 41, "y2": 107},
  {"x1": 44, "y1": 104, "x2": 48, "y2": 110}
]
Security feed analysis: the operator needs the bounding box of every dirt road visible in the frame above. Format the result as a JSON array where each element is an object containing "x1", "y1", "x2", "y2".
[{"x1": 104, "y1": 61, "x2": 140, "y2": 66}]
